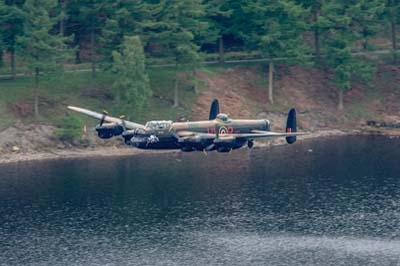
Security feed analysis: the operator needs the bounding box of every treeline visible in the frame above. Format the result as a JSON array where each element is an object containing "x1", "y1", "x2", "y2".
[{"x1": 0, "y1": 0, "x2": 399, "y2": 115}]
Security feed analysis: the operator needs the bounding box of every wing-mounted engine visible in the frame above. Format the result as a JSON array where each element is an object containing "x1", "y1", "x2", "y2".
[{"x1": 95, "y1": 111, "x2": 126, "y2": 139}]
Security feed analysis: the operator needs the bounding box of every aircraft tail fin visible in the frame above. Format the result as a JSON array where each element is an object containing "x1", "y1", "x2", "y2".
[
  {"x1": 285, "y1": 108, "x2": 297, "y2": 144},
  {"x1": 209, "y1": 99, "x2": 219, "y2": 120}
]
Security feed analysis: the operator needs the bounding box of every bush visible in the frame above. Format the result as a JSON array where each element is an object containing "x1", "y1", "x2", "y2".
[{"x1": 54, "y1": 115, "x2": 83, "y2": 141}]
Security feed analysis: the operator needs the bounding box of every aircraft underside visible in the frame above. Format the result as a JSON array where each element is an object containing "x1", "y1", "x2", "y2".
[{"x1": 129, "y1": 136, "x2": 249, "y2": 152}]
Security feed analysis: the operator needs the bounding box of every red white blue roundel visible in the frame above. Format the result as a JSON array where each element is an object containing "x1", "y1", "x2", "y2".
[{"x1": 219, "y1": 126, "x2": 228, "y2": 135}]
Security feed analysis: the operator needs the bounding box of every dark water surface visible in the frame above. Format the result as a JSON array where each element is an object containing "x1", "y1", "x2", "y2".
[{"x1": 1, "y1": 136, "x2": 400, "y2": 266}]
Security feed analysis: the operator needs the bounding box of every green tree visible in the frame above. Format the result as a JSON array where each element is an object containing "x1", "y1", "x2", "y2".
[
  {"x1": 66, "y1": 0, "x2": 111, "y2": 75},
  {"x1": 17, "y1": 0, "x2": 71, "y2": 118},
  {"x1": 386, "y1": 0, "x2": 400, "y2": 62},
  {"x1": 320, "y1": 0, "x2": 375, "y2": 111},
  {"x1": 235, "y1": 0, "x2": 310, "y2": 104},
  {"x1": 0, "y1": 0, "x2": 25, "y2": 79},
  {"x1": 111, "y1": 36, "x2": 151, "y2": 112},
  {"x1": 54, "y1": 114, "x2": 83, "y2": 141},
  {"x1": 100, "y1": 0, "x2": 151, "y2": 68},
  {"x1": 296, "y1": 0, "x2": 323, "y2": 61},
  {"x1": 204, "y1": 0, "x2": 234, "y2": 64},
  {"x1": 144, "y1": 0, "x2": 207, "y2": 107},
  {"x1": 350, "y1": 0, "x2": 385, "y2": 51}
]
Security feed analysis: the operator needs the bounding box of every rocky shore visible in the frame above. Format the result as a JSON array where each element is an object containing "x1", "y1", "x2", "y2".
[{"x1": 1, "y1": 126, "x2": 399, "y2": 165}]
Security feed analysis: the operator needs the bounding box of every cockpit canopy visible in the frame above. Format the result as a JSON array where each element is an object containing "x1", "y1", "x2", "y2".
[
  {"x1": 216, "y1": 113, "x2": 229, "y2": 122},
  {"x1": 145, "y1": 120, "x2": 173, "y2": 130}
]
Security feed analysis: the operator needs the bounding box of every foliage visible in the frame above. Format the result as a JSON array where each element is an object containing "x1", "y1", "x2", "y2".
[
  {"x1": 54, "y1": 114, "x2": 83, "y2": 141},
  {"x1": 143, "y1": 0, "x2": 207, "y2": 67},
  {"x1": 320, "y1": 1, "x2": 376, "y2": 91},
  {"x1": 0, "y1": 0, "x2": 399, "y2": 114},
  {"x1": 17, "y1": 0, "x2": 71, "y2": 72},
  {"x1": 111, "y1": 35, "x2": 151, "y2": 112},
  {"x1": 100, "y1": 0, "x2": 151, "y2": 68},
  {"x1": 203, "y1": 0, "x2": 234, "y2": 45},
  {"x1": 16, "y1": 0, "x2": 72, "y2": 117},
  {"x1": 0, "y1": 0, "x2": 25, "y2": 72}
]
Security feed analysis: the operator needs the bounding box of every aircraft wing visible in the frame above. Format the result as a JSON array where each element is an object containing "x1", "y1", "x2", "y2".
[
  {"x1": 229, "y1": 130, "x2": 307, "y2": 139},
  {"x1": 175, "y1": 130, "x2": 306, "y2": 141},
  {"x1": 67, "y1": 106, "x2": 145, "y2": 129}
]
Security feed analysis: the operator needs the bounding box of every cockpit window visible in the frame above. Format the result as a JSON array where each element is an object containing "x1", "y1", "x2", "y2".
[
  {"x1": 145, "y1": 121, "x2": 172, "y2": 130},
  {"x1": 216, "y1": 113, "x2": 229, "y2": 122}
]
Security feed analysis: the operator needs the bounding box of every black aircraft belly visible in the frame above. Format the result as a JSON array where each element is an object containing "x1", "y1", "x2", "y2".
[{"x1": 133, "y1": 136, "x2": 180, "y2": 150}]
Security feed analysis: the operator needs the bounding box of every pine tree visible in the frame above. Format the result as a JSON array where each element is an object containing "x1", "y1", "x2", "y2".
[
  {"x1": 203, "y1": 0, "x2": 234, "y2": 64},
  {"x1": 296, "y1": 0, "x2": 323, "y2": 61},
  {"x1": 350, "y1": 0, "x2": 385, "y2": 51},
  {"x1": 100, "y1": 0, "x2": 150, "y2": 69},
  {"x1": 0, "y1": 0, "x2": 25, "y2": 79},
  {"x1": 111, "y1": 35, "x2": 151, "y2": 111},
  {"x1": 66, "y1": 0, "x2": 111, "y2": 75},
  {"x1": 319, "y1": 0, "x2": 375, "y2": 111},
  {"x1": 386, "y1": 0, "x2": 400, "y2": 63},
  {"x1": 144, "y1": 0, "x2": 207, "y2": 107},
  {"x1": 235, "y1": 0, "x2": 310, "y2": 104},
  {"x1": 17, "y1": 0, "x2": 71, "y2": 118}
]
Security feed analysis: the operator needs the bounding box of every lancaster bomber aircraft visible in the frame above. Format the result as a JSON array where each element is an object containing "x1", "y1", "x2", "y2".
[{"x1": 68, "y1": 100, "x2": 304, "y2": 152}]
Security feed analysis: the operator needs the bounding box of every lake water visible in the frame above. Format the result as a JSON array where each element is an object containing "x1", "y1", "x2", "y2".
[{"x1": 0, "y1": 136, "x2": 400, "y2": 266}]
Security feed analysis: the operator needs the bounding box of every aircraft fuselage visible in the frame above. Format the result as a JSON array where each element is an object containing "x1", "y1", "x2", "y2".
[{"x1": 126, "y1": 118, "x2": 270, "y2": 152}]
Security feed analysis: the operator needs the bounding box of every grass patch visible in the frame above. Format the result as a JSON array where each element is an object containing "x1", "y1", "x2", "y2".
[
  {"x1": 0, "y1": 67, "x2": 198, "y2": 129},
  {"x1": 346, "y1": 101, "x2": 376, "y2": 120}
]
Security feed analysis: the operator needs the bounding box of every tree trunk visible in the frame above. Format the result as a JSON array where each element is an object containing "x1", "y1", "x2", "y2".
[
  {"x1": 75, "y1": 50, "x2": 81, "y2": 64},
  {"x1": 74, "y1": 34, "x2": 81, "y2": 64},
  {"x1": 59, "y1": 0, "x2": 65, "y2": 36},
  {"x1": 34, "y1": 67, "x2": 40, "y2": 118},
  {"x1": 218, "y1": 36, "x2": 225, "y2": 65},
  {"x1": 0, "y1": 49, "x2": 3, "y2": 68},
  {"x1": 115, "y1": 89, "x2": 121, "y2": 104},
  {"x1": 391, "y1": 19, "x2": 397, "y2": 64},
  {"x1": 90, "y1": 30, "x2": 96, "y2": 77},
  {"x1": 362, "y1": 27, "x2": 368, "y2": 51},
  {"x1": 337, "y1": 89, "x2": 344, "y2": 111},
  {"x1": 313, "y1": 5, "x2": 320, "y2": 61},
  {"x1": 268, "y1": 61, "x2": 274, "y2": 104},
  {"x1": 10, "y1": 49, "x2": 16, "y2": 80},
  {"x1": 173, "y1": 74, "x2": 179, "y2": 108},
  {"x1": 193, "y1": 67, "x2": 198, "y2": 94}
]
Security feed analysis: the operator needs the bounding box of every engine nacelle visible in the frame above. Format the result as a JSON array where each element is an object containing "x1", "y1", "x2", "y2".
[
  {"x1": 214, "y1": 138, "x2": 247, "y2": 152},
  {"x1": 217, "y1": 147, "x2": 231, "y2": 152},
  {"x1": 96, "y1": 125, "x2": 124, "y2": 139}
]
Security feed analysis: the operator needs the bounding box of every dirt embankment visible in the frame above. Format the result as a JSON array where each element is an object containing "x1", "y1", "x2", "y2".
[
  {"x1": 195, "y1": 64, "x2": 400, "y2": 131},
  {"x1": 0, "y1": 64, "x2": 399, "y2": 164}
]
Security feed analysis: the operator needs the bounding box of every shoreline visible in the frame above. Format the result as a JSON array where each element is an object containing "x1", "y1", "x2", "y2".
[{"x1": 0, "y1": 127, "x2": 399, "y2": 165}]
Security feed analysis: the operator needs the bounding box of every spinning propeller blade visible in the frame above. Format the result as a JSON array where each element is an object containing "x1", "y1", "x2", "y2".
[{"x1": 99, "y1": 110, "x2": 109, "y2": 126}]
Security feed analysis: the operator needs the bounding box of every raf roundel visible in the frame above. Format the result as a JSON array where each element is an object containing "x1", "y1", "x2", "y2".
[{"x1": 219, "y1": 126, "x2": 228, "y2": 135}]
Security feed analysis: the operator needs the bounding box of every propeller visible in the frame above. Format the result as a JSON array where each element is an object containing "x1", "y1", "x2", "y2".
[
  {"x1": 215, "y1": 123, "x2": 220, "y2": 139},
  {"x1": 247, "y1": 140, "x2": 254, "y2": 149},
  {"x1": 119, "y1": 115, "x2": 127, "y2": 131},
  {"x1": 99, "y1": 110, "x2": 109, "y2": 127},
  {"x1": 205, "y1": 144, "x2": 215, "y2": 151}
]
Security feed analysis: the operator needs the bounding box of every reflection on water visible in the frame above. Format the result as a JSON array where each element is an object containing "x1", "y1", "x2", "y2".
[{"x1": 0, "y1": 136, "x2": 400, "y2": 265}]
